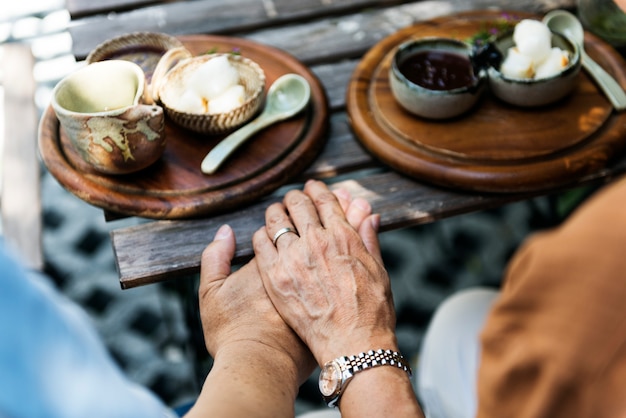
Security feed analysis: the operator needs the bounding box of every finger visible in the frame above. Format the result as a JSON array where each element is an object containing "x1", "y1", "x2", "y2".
[
  {"x1": 283, "y1": 188, "x2": 323, "y2": 233},
  {"x1": 302, "y1": 179, "x2": 347, "y2": 229},
  {"x1": 332, "y1": 187, "x2": 352, "y2": 214},
  {"x1": 358, "y1": 214, "x2": 384, "y2": 265},
  {"x1": 344, "y1": 197, "x2": 372, "y2": 230},
  {"x1": 265, "y1": 202, "x2": 300, "y2": 249},
  {"x1": 252, "y1": 226, "x2": 279, "y2": 282},
  {"x1": 332, "y1": 188, "x2": 373, "y2": 231},
  {"x1": 200, "y1": 225, "x2": 236, "y2": 289}
]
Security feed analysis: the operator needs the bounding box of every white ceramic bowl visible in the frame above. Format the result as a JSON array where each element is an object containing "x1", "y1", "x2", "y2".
[
  {"x1": 487, "y1": 31, "x2": 581, "y2": 107},
  {"x1": 389, "y1": 37, "x2": 487, "y2": 120}
]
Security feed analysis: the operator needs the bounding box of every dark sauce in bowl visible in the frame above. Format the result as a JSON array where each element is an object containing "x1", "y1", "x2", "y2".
[{"x1": 398, "y1": 50, "x2": 476, "y2": 90}]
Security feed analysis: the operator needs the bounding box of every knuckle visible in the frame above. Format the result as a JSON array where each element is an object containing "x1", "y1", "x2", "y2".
[
  {"x1": 266, "y1": 205, "x2": 287, "y2": 226},
  {"x1": 312, "y1": 188, "x2": 337, "y2": 206},
  {"x1": 284, "y1": 189, "x2": 308, "y2": 208}
]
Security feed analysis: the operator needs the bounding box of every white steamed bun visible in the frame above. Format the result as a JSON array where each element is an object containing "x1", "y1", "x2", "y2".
[
  {"x1": 177, "y1": 89, "x2": 206, "y2": 113},
  {"x1": 208, "y1": 84, "x2": 246, "y2": 114},
  {"x1": 535, "y1": 47, "x2": 570, "y2": 79},
  {"x1": 513, "y1": 19, "x2": 552, "y2": 65},
  {"x1": 500, "y1": 47, "x2": 534, "y2": 79},
  {"x1": 176, "y1": 55, "x2": 245, "y2": 114},
  {"x1": 188, "y1": 55, "x2": 239, "y2": 100},
  {"x1": 500, "y1": 19, "x2": 570, "y2": 80}
]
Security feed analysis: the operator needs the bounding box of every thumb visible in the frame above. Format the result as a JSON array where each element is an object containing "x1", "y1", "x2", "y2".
[
  {"x1": 200, "y1": 224, "x2": 236, "y2": 288},
  {"x1": 358, "y1": 214, "x2": 383, "y2": 265}
]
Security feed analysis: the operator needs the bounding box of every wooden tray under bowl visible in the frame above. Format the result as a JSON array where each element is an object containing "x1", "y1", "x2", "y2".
[
  {"x1": 39, "y1": 35, "x2": 329, "y2": 219},
  {"x1": 346, "y1": 10, "x2": 626, "y2": 193}
]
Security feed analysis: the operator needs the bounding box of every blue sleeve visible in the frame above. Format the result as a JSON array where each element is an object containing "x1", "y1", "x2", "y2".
[{"x1": 0, "y1": 242, "x2": 176, "y2": 418}]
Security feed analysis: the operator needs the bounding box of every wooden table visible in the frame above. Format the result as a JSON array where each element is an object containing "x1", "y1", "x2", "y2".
[{"x1": 59, "y1": 0, "x2": 626, "y2": 289}]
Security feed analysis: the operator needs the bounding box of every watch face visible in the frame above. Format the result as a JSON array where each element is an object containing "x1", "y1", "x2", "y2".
[{"x1": 319, "y1": 361, "x2": 342, "y2": 397}]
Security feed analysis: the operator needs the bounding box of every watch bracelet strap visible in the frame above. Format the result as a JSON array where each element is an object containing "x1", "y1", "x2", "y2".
[{"x1": 339, "y1": 349, "x2": 412, "y2": 377}]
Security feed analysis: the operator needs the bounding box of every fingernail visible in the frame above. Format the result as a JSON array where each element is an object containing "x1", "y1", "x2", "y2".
[{"x1": 214, "y1": 224, "x2": 232, "y2": 240}]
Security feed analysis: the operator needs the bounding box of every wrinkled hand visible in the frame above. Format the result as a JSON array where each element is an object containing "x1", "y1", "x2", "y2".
[
  {"x1": 199, "y1": 224, "x2": 314, "y2": 384},
  {"x1": 252, "y1": 180, "x2": 397, "y2": 366},
  {"x1": 198, "y1": 185, "x2": 373, "y2": 383}
]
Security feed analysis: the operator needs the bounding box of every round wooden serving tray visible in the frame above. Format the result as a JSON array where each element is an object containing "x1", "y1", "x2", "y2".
[
  {"x1": 39, "y1": 35, "x2": 328, "y2": 219},
  {"x1": 346, "y1": 10, "x2": 626, "y2": 193}
]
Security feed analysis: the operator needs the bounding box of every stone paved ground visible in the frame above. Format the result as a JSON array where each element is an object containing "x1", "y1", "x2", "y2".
[{"x1": 1, "y1": 3, "x2": 589, "y2": 414}]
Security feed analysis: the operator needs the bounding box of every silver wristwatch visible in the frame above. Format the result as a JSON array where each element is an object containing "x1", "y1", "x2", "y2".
[{"x1": 318, "y1": 349, "x2": 412, "y2": 408}]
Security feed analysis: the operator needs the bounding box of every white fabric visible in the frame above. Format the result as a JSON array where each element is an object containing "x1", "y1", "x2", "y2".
[
  {"x1": 0, "y1": 241, "x2": 175, "y2": 418},
  {"x1": 416, "y1": 288, "x2": 498, "y2": 418}
]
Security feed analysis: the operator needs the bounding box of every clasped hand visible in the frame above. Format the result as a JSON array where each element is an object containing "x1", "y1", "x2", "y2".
[{"x1": 198, "y1": 179, "x2": 398, "y2": 391}]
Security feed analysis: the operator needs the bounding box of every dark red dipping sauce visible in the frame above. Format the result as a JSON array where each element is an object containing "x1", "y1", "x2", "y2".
[{"x1": 398, "y1": 50, "x2": 476, "y2": 91}]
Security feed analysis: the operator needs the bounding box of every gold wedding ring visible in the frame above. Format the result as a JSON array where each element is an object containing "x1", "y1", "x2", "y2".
[{"x1": 272, "y1": 226, "x2": 298, "y2": 246}]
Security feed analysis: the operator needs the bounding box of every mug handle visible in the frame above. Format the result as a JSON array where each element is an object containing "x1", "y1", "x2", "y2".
[{"x1": 149, "y1": 46, "x2": 193, "y2": 103}]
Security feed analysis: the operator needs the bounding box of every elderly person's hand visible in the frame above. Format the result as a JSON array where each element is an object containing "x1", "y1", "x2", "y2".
[
  {"x1": 198, "y1": 185, "x2": 374, "y2": 378},
  {"x1": 252, "y1": 179, "x2": 396, "y2": 366},
  {"x1": 188, "y1": 185, "x2": 377, "y2": 418},
  {"x1": 189, "y1": 224, "x2": 314, "y2": 418}
]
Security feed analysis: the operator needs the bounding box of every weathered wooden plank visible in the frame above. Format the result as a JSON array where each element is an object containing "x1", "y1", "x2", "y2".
[
  {"x1": 68, "y1": 0, "x2": 409, "y2": 58},
  {"x1": 112, "y1": 170, "x2": 478, "y2": 288},
  {"x1": 66, "y1": 0, "x2": 170, "y2": 19},
  {"x1": 67, "y1": 0, "x2": 365, "y2": 19},
  {"x1": 113, "y1": 156, "x2": 626, "y2": 289},
  {"x1": 300, "y1": 112, "x2": 375, "y2": 179},
  {"x1": 311, "y1": 60, "x2": 356, "y2": 109},
  {"x1": 1, "y1": 44, "x2": 43, "y2": 270}
]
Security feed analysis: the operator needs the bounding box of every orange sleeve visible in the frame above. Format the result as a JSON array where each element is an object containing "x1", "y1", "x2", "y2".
[{"x1": 477, "y1": 176, "x2": 626, "y2": 418}]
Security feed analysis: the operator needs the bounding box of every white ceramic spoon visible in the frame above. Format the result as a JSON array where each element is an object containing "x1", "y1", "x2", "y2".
[
  {"x1": 543, "y1": 9, "x2": 626, "y2": 111},
  {"x1": 201, "y1": 73, "x2": 311, "y2": 174}
]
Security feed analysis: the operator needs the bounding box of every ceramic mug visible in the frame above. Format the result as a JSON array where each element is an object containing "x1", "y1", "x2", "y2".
[{"x1": 51, "y1": 60, "x2": 166, "y2": 175}]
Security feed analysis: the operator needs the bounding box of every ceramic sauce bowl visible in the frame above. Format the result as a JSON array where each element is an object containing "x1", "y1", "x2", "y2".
[
  {"x1": 389, "y1": 37, "x2": 487, "y2": 120},
  {"x1": 51, "y1": 60, "x2": 166, "y2": 175}
]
